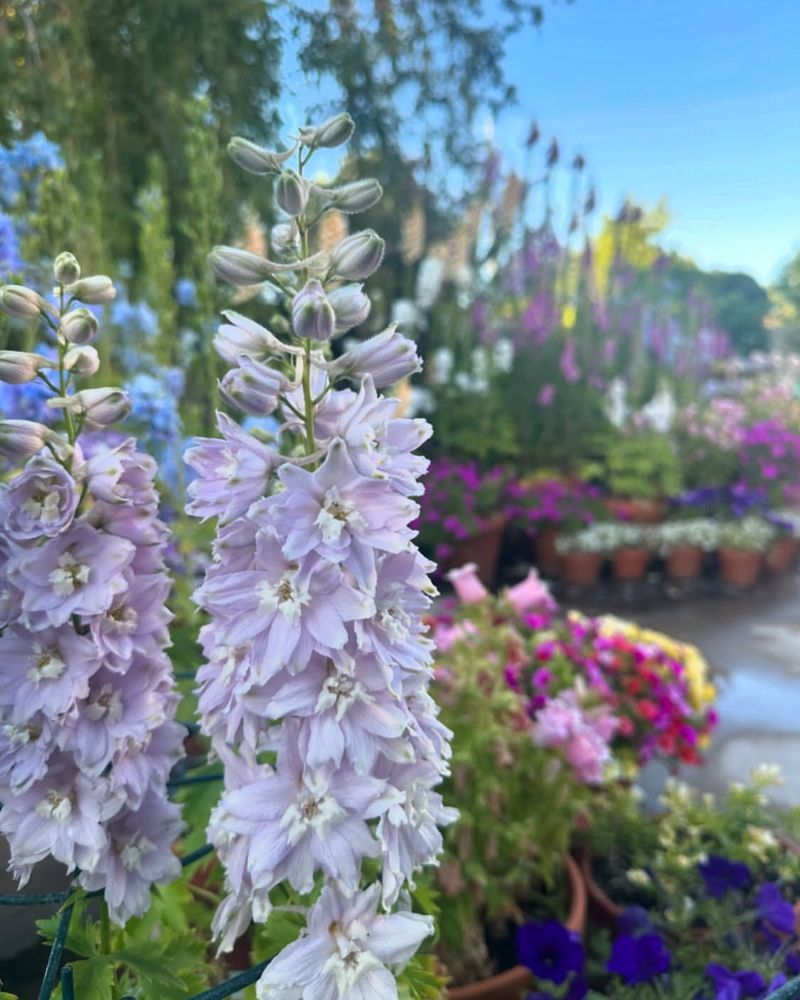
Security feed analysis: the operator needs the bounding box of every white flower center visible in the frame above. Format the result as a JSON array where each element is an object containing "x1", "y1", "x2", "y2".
[
  {"x1": 323, "y1": 926, "x2": 381, "y2": 992},
  {"x1": 84, "y1": 684, "x2": 123, "y2": 723},
  {"x1": 378, "y1": 605, "x2": 410, "y2": 643},
  {"x1": 48, "y1": 551, "x2": 90, "y2": 597},
  {"x1": 22, "y1": 490, "x2": 62, "y2": 524},
  {"x1": 279, "y1": 779, "x2": 344, "y2": 845},
  {"x1": 258, "y1": 572, "x2": 309, "y2": 623},
  {"x1": 105, "y1": 604, "x2": 138, "y2": 635},
  {"x1": 316, "y1": 670, "x2": 370, "y2": 721},
  {"x1": 28, "y1": 643, "x2": 66, "y2": 684},
  {"x1": 36, "y1": 790, "x2": 72, "y2": 822},
  {"x1": 119, "y1": 834, "x2": 155, "y2": 870},
  {"x1": 314, "y1": 486, "x2": 366, "y2": 544}
]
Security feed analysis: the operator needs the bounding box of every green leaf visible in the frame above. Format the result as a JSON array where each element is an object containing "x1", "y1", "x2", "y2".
[
  {"x1": 252, "y1": 908, "x2": 306, "y2": 962},
  {"x1": 71, "y1": 957, "x2": 115, "y2": 1000},
  {"x1": 114, "y1": 946, "x2": 189, "y2": 998},
  {"x1": 396, "y1": 954, "x2": 446, "y2": 1000}
]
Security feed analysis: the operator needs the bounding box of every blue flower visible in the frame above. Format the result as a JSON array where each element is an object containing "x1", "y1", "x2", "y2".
[
  {"x1": 110, "y1": 296, "x2": 159, "y2": 341},
  {"x1": 607, "y1": 932, "x2": 671, "y2": 984},
  {"x1": 0, "y1": 212, "x2": 23, "y2": 277},
  {"x1": 174, "y1": 277, "x2": 198, "y2": 308},
  {"x1": 706, "y1": 963, "x2": 765, "y2": 999},
  {"x1": 755, "y1": 883, "x2": 796, "y2": 935},
  {"x1": 517, "y1": 920, "x2": 584, "y2": 986},
  {"x1": 698, "y1": 855, "x2": 751, "y2": 899}
]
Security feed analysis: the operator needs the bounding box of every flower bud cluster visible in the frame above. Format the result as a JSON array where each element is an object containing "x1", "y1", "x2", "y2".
[
  {"x1": 0, "y1": 256, "x2": 183, "y2": 923},
  {"x1": 186, "y1": 117, "x2": 455, "y2": 998}
]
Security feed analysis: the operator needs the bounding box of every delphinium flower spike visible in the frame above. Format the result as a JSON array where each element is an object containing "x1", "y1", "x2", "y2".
[
  {"x1": 187, "y1": 112, "x2": 456, "y2": 998},
  {"x1": 0, "y1": 255, "x2": 184, "y2": 923}
]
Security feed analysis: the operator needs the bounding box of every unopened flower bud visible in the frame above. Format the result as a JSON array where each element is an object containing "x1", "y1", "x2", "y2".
[
  {"x1": 0, "y1": 285, "x2": 50, "y2": 320},
  {"x1": 209, "y1": 246, "x2": 272, "y2": 286},
  {"x1": 276, "y1": 170, "x2": 309, "y2": 218},
  {"x1": 53, "y1": 252, "x2": 81, "y2": 285},
  {"x1": 0, "y1": 350, "x2": 54, "y2": 384},
  {"x1": 219, "y1": 356, "x2": 288, "y2": 416},
  {"x1": 49, "y1": 387, "x2": 131, "y2": 426},
  {"x1": 329, "y1": 325, "x2": 422, "y2": 386},
  {"x1": 65, "y1": 275, "x2": 116, "y2": 305},
  {"x1": 0, "y1": 419, "x2": 66, "y2": 460},
  {"x1": 63, "y1": 345, "x2": 100, "y2": 377},
  {"x1": 298, "y1": 112, "x2": 355, "y2": 149},
  {"x1": 227, "y1": 137, "x2": 297, "y2": 174},
  {"x1": 60, "y1": 307, "x2": 99, "y2": 345},
  {"x1": 325, "y1": 179, "x2": 383, "y2": 214},
  {"x1": 328, "y1": 283, "x2": 371, "y2": 333},
  {"x1": 291, "y1": 280, "x2": 335, "y2": 341},
  {"x1": 214, "y1": 310, "x2": 298, "y2": 365},
  {"x1": 271, "y1": 223, "x2": 300, "y2": 258},
  {"x1": 329, "y1": 230, "x2": 385, "y2": 280}
]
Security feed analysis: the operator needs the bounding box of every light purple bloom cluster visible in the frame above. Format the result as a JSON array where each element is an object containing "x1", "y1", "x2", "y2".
[
  {"x1": 187, "y1": 114, "x2": 455, "y2": 997},
  {"x1": 0, "y1": 257, "x2": 183, "y2": 924}
]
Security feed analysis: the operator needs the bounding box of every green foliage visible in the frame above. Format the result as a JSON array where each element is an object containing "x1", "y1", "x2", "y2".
[
  {"x1": 433, "y1": 601, "x2": 590, "y2": 981},
  {"x1": 604, "y1": 431, "x2": 682, "y2": 500},
  {"x1": 136, "y1": 155, "x2": 177, "y2": 361},
  {"x1": 37, "y1": 884, "x2": 214, "y2": 998},
  {"x1": 396, "y1": 954, "x2": 448, "y2": 1000}
]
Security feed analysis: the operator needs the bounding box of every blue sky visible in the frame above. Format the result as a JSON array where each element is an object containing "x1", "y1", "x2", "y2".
[{"x1": 493, "y1": 0, "x2": 800, "y2": 284}]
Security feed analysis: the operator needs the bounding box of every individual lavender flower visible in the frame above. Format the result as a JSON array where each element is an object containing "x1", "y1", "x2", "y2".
[
  {"x1": 0, "y1": 255, "x2": 183, "y2": 924},
  {"x1": 187, "y1": 115, "x2": 453, "y2": 991}
]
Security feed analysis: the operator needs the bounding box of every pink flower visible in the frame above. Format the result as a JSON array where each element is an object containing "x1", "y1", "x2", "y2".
[
  {"x1": 446, "y1": 563, "x2": 488, "y2": 604},
  {"x1": 506, "y1": 569, "x2": 556, "y2": 617},
  {"x1": 538, "y1": 384, "x2": 556, "y2": 406}
]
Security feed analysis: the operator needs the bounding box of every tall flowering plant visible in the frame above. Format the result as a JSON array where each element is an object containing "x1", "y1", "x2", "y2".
[
  {"x1": 186, "y1": 114, "x2": 455, "y2": 999},
  {"x1": 0, "y1": 257, "x2": 184, "y2": 924}
]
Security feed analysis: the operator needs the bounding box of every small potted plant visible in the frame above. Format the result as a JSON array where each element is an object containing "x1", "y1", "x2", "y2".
[
  {"x1": 429, "y1": 586, "x2": 590, "y2": 997},
  {"x1": 718, "y1": 516, "x2": 776, "y2": 588},
  {"x1": 765, "y1": 511, "x2": 800, "y2": 574},
  {"x1": 574, "y1": 768, "x2": 800, "y2": 998},
  {"x1": 415, "y1": 458, "x2": 511, "y2": 584},
  {"x1": 556, "y1": 523, "x2": 618, "y2": 587},
  {"x1": 604, "y1": 431, "x2": 682, "y2": 524},
  {"x1": 609, "y1": 523, "x2": 656, "y2": 582},
  {"x1": 507, "y1": 478, "x2": 606, "y2": 578},
  {"x1": 656, "y1": 517, "x2": 720, "y2": 581}
]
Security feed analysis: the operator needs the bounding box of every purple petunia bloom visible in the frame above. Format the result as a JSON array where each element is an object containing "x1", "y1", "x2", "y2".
[
  {"x1": 755, "y1": 882, "x2": 796, "y2": 935},
  {"x1": 698, "y1": 855, "x2": 752, "y2": 899},
  {"x1": 517, "y1": 920, "x2": 585, "y2": 985},
  {"x1": 706, "y1": 963, "x2": 766, "y2": 999},
  {"x1": 607, "y1": 932, "x2": 671, "y2": 984}
]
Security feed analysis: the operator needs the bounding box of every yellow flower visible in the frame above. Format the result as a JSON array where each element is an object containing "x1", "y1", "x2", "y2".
[{"x1": 562, "y1": 303, "x2": 577, "y2": 329}]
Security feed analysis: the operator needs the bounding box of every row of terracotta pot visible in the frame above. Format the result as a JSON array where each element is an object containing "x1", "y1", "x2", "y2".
[{"x1": 555, "y1": 536, "x2": 798, "y2": 589}]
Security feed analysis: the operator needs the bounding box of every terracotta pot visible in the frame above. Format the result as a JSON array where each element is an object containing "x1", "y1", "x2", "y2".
[
  {"x1": 561, "y1": 551, "x2": 602, "y2": 587},
  {"x1": 579, "y1": 854, "x2": 623, "y2": 932},
  {"x1": 666, "y1": 545, "x2": 703, "y2": 581},
  {"x1": 766, "y1": 536, "x2": 798, "y2": 574},
  {"x1": 612, "y1": 547, "x2": 650, "y2": 581},
  {"x1": 533, "y1": 527, "x2": 561, "y2": 577},
  {"x1": 718, "y1": 547, "x2": 762, "y2": 588},
  {"x1": 447, "y1": 855, "x2": 587, "y2": 1000},
  {"x1": 446, "y1": 513, "x2": 507, "y2": 586},
  {"x1": 604, "y1": 498, "x2": 665, "y2": 525}
]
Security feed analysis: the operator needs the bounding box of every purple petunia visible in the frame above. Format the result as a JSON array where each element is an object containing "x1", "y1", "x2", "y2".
[
  {"x1": 517, "y1": 919, "x2": 585, "y2": 985},
  {"x1": 755, "y1": 882, "x2": 796, "y2": 935},
  {"x1": 607, "y1": 932, "x2": 671, "y2": 984},
  {"x1": 698, "y1": 854, "x2": 752, "y2": 899}
]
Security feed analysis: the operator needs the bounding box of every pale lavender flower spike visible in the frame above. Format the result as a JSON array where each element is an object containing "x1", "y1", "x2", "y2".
[
  {"x1": 0, "y1": 258, "x2": 184, "y2": 923},
  {"x1": 186, "y1": 113, "x2": 456, "y2": 998}
]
